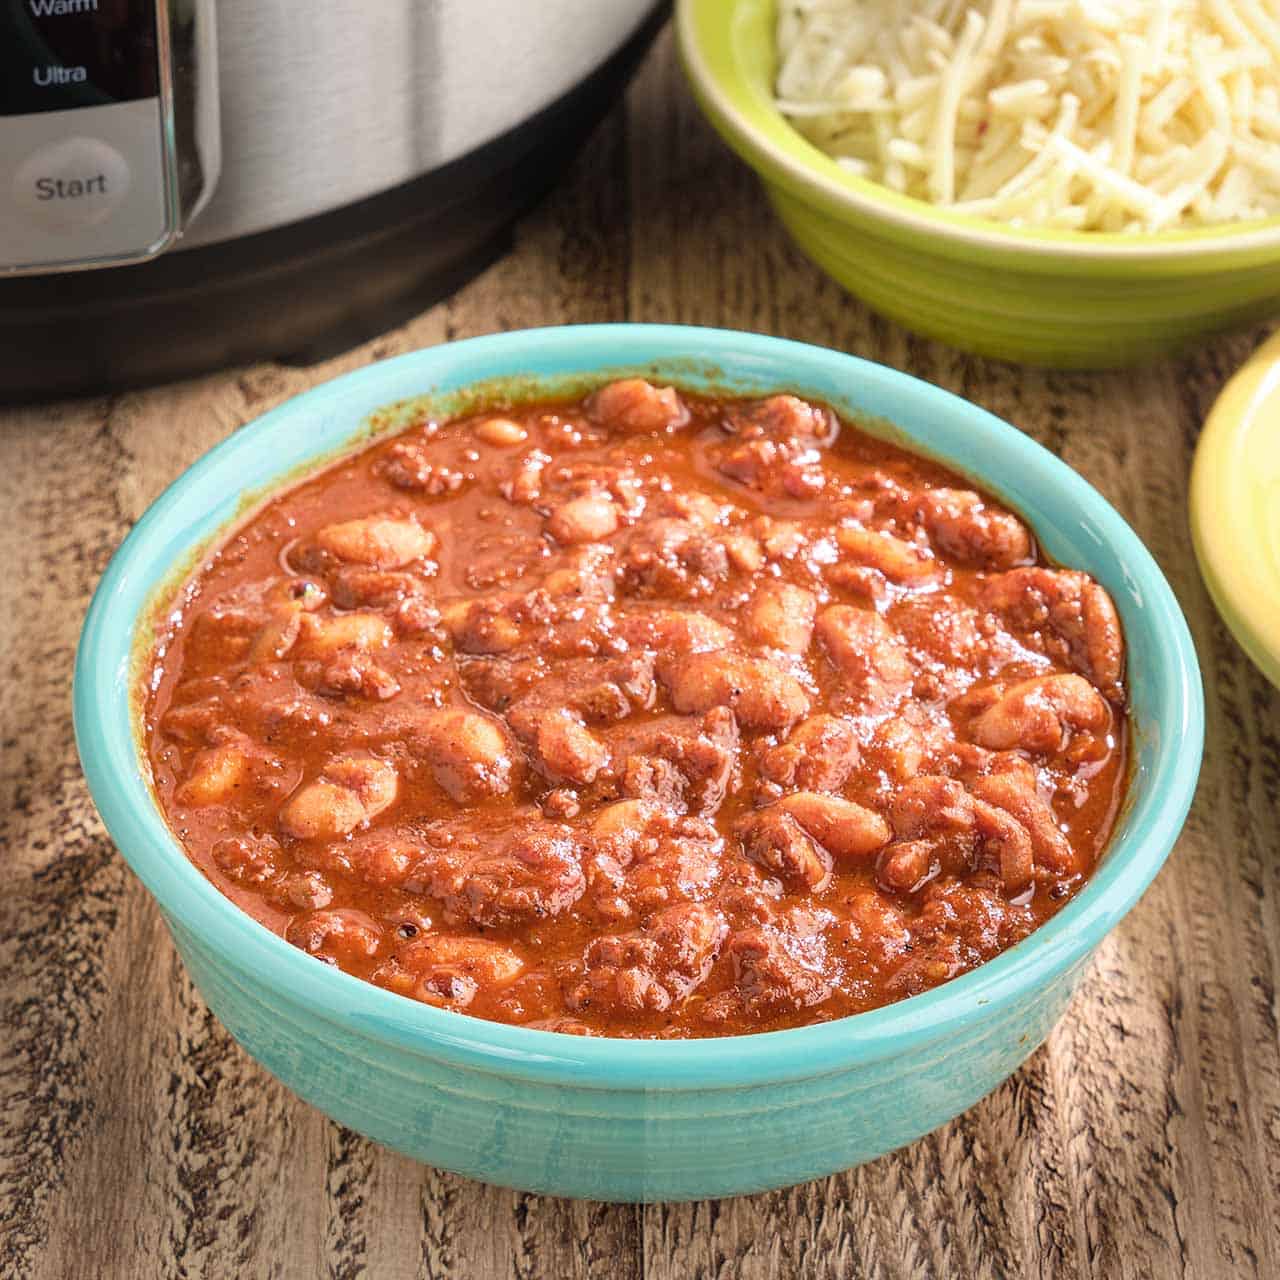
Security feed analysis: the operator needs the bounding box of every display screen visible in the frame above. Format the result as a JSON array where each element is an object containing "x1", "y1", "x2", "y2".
[{"x1": 1, "y1": 0, "x2": 160, "y2": 116}]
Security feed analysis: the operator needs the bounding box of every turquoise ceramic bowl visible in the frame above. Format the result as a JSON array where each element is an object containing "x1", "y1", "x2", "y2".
[
  {"x1": 75, "y1": 326, "x2": 1203, "y2": 1201},
  {"x1": 678, "y1": 0, "x2": 1280, "y2": 368}
]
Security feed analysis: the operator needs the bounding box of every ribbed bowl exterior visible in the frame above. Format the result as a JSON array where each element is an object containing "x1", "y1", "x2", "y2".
[
  {"x1": 74, "y1": 326, "x2": 1203, "y2": 1202},
  {"x1": 770, "y1": 190, "x2": 1280, "y2": 368},
  {"x1": 171, "y1": 915, "x2": 1086, "y2": 1200}
]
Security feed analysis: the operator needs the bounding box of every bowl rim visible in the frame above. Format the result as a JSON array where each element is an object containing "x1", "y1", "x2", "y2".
[
  {"x1": 74, "y1": 323, "x2": 1204, "y2": 1089},
  {"x1": 677, "y1": 0, "x2": 1280, "y2": 263}
]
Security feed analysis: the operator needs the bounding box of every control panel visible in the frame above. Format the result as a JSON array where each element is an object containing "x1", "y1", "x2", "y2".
[{"x1": 1, "y1": 0, "x2": 217, "y2": 275}]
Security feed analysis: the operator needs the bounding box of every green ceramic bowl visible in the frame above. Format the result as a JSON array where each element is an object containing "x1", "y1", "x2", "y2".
[{"x1": 677, "y1": 0, "x2": 1280, "y2": 368}]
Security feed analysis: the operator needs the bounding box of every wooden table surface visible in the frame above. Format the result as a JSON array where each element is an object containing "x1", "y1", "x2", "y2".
[{"x1": 3, "y1": 27, "x2": 1279, "y2": 1280}]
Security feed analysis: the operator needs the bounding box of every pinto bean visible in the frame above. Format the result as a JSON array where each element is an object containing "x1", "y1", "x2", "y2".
[
  {"x1": 176, "y1": 743, "x2": 251, "y2": 807},
  {"x1": 816, "y1": 605, "x2": 913, "y2": 701},
  {"x1": 280, "y1": 754, "x2": 398, "y2": 840},
  {"x1": 746, "y1": 582, "x2": 817, "y2": 653},
  {"x1": 438, "y1": 599, "x2": 523, "y2": 654},
  {"x1": 474, "y1": 417, "x2": 528, "y2": 447},
  {"x1": 721, "y1": 532, "x2": 765, "y2": 573},
  {"x1": 971, "y1": 769, "x2": 1076, "y2": 877},
  {"x1": 247, "y1": 607, "x2": 303, "y2": 663},
  {"x1": 400, "y1": 934, "x2": 526, "y2": 986},
  {"x1": 380, "y1": 934, "x2": 526, "y2": 1009},
  {"x1": 970, "y1": 797, "x2": 1036, "y2": 898},
  {"x1": 285, "y1": 908, "x2": 383, "y2": 964},
  {"x1": 662, "y1": 650, "x2": 810, "y2": 730},
  {"x1": 536, "y1": 711, "x2": 609, "y2": 785},
  {"x1": 588, "y1": 378, "x2": 689, "y2": 435},
  {"x1": 298, "y1": 612, "x2": 392, "y2": 657},
  {"x1": 547, "y1": 495, "x2": 620, "y2": 545},
  {"x1": 869, "y1": 713, "x2": 951, "y2": 782},
  {"x1": 876, "y1": 840, "x2": 940, "y2": 895},
  {"x1": 969, "y1": 673, "x2": 1110, "y2": 753},
  {"x1": 777, "y1": 792, "x2": 890, "y2": 860},
  {"x1": 313, "y1": 515, "x2": 436, "y2": 568},
  {"x1": 417, "y1": 708, "x2": 517, "y2": 801},
  {"x1": 835, "y1": 524, "x2": 940, "y2": 584},
  {"x1": 591, "y1": 798, "x2": 659, "y2": 840},
  {"x1": 620, "y1": 609, "x2": 733, "y2": 655}
]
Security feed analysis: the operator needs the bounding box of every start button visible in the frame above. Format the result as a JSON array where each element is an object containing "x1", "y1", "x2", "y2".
[{"x1": 12, "y1": 135, "x2": 131, "y2": 231}]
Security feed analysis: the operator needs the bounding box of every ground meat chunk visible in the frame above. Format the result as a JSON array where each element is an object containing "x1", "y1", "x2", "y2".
[
  {"x1": 587, "y1": 801, "x2": 726, "y2": 914},
  {"x1": 565, "y1": 902, "x2": 726, "y2": 1016},
  {"x1": 620, "y1": 519, "x2": 730, "y2": 600},
  {"x1": 888, "y1": 878, "x2": 1035, "y2": 998},
  {"x1": 887, "y1": 772, "x2": 1043, "y2": 898},
  {"x1": 313, "y1": 649, "x2": 400, "y2": 702},
  {"x1": 756, "y1": 715, "x2": 861, "y2": 792},
  {"x1": 212, "y1": 834, "x2": 282, "y2": 885},
  {"x1": 464, "y1": 653, "x2": 656, "y2": 725},
  {"x1": 726, "y1": 393, "x2": 835, "y2": 440},
  {"x1": 329, "y1": 569, "x2": 436, "y2": 612},
  {"x1": 700, "y1": 926, "x2": 832, "y2": 1025},
  {"x1": 715, "y1": 435, "x2": 826, "y2": 499},
  {"x1": 829, "y1": 888, "x2": 912, "y2": 975},
  {"x1": 913, "y1": 488, "x2": 1034, "y2": 570},
  {"x1": 442, "y1": 590, "x2": 614, "y2": 659},
  {"x1": 980, "y1": 568, "x2": 1124, "y2": 696},
  {"x1": 380, "y1": 442, "x2": 469, "y2": 494},
  {"x1": 737, "y1": 807, "x2": 833, "y2": 892},
  {"x1": 602, "y1": 708, "x2": 738, "y2": 816},
  {"x1": 413, "y1": 820, "x2": 586, "y2": 927},
  {"x1": 317, "y1": 827, "x2": 420, "y2": 888},
  {"x1": 625, "y1": 827, "x2": 724, "y2": 912}
]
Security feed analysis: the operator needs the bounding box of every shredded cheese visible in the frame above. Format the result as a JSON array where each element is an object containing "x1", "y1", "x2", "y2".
[{"x1": 775, "y1": 0, "x2": 1280, "y2": 231}]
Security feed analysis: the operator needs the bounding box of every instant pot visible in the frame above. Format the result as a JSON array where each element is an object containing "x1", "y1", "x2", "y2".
[{"x1": 0, "y1": 0, "x2": 665, "y2": 398}]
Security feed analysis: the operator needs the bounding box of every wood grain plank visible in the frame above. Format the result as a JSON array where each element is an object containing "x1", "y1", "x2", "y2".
[{"x1": 3, "y1": 25, "x2": 1280, "y2": 1280}]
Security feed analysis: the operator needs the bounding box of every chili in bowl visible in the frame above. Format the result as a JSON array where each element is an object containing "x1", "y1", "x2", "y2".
[{"x1": 75, "y1": 325, "x2": 1202, "y2": 1200}]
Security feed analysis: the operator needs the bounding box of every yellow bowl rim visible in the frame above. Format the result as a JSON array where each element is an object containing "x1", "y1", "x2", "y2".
[{"x1": 1190, "y1": 329, "x2": 1280, "y2": 691}]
